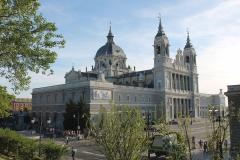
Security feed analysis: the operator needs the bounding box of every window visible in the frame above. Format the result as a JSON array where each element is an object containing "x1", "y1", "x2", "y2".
[
  {"x1": 54, "y1": 94, "x2": 57, "y2": 103},
  {"x1": 186, "y1": 56, "x2": 190, "y2": 63},
  {"x1": 127, "y1": 96, "x2": 130, "y2": 102},
  {"x1": 40, "y1": 95, "x2": 42, "y2": 103},
  {"x1": 157, "y1": 46, "x2": 161, "y2": 54},
  {"x1": 134, "y1": 96, "x2": 137, "y2": 102},
  {"x1": 158, "y1": 82, "x2": 161, "y2": 89},
  {"x1": 47, "y1": 95, "x2": 50, "y2": 103},
  {"x1": 62, "y1": 93, "x2": 65, "y2": 103}
]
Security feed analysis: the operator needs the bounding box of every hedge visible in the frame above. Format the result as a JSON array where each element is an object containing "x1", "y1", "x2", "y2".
[{"x1": 0, "y1": 128, "x2": 67, "y2": 160}]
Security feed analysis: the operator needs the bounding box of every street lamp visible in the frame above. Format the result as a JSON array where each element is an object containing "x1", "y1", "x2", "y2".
[
  {"x1": 209, "y1": 108, "x2": 218, "y2": 131},
  {"x1": 209, "y1": 107, "x2": 223, "y2": 158},
  {"x1": 143, "y1": 109, "x2": 151, "y2": 159},
  {"x1": 31, "y1": 118, "x2": 35, "y2": 135},
  {"x1": 47, "y1": 118, "x2": 52, "y2": 138},
  {"x1": 189, "y1": 110, "x2": 193, "y2": 125},
  {"x1": 39, "y1": 112, "x2": 43, "y2": 156},
  {"x1": 73, "y1": 112, "x2": 80, "y2": 132},
  {"x1": 47, "y1": 118, "x2": 51, "y2": 125}
]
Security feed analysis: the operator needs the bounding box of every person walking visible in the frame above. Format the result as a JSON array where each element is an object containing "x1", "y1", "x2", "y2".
[
  {"x1": 199, "y1": 139, "x2": 203, "y2": 149},
  {"x1": 66, "y1": 136, "x2": 69, "y2": 145},
  {"x1": 203, "y1": 141, "x2": 207, "y2": 153},
  {"x1": 192, "y1": 136, "x2": 196, "y2": 149},
  {"x1": 224, "y1": 139, "x2": 228, "y2": 150},
  {"x1": 71, "y1": 147, "x2": 75, "y2": 160}
]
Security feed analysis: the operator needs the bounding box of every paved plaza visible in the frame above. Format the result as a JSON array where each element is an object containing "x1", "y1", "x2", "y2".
[{"x1": 17, "y1": 118, "x2": 230, "y2": 160}]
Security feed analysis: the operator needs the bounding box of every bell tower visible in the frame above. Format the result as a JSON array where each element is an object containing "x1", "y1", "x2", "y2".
[
  {"x1": 153, "y1": 18, "x2": 170, "y2": 90},
  {"x1": 154, "y1": 18, "x2": 170, "y2": 63},
  {"x1": 183, "y1": 31, "x2": 200, "y2": 117}
]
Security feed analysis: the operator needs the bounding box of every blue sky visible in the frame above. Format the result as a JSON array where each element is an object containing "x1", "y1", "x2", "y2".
[{"x1": 3, "y1": 0, "x2": 240, "y2": 97}]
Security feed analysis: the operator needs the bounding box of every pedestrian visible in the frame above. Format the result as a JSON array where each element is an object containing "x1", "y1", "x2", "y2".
[
  {"x1": 203, "y1": 141, "x2": 207, "y2": 153},
  {"x1": 224, "y1": 139, "x2": 228, "y2": 149},
  {"x1": 66, "y1": 136, "x2": 69, "y2": 144},
  {"x1": 199, "y1": 139, "x2": 203, "y2": 149},
  {"x1": 71, "y1": 147, "x2": 75, "y2": 160},
  {"x1": 192, "y1": 136, "x2": 196, "y2": 149}
]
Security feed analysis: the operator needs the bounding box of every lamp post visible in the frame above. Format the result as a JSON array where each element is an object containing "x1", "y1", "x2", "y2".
[
  {"x1": 47, "y1": 118, "x2": 51, "y2": 138},
  {"x1": 39, "y1": 112, "x2": 43, "y2": 156},
  {"x1": 31, "y1": 118, "x2": 35, "y2": 135},
  {"x1": 189, "y1": 110, "x2": 193, "y2": 125},
  {"x1": 73, "y1": 113, "x2": 80, "y2": 132},
  {"x1": 143, "y1": 109, "x2": 151, "y2": 159},
  {"x1": 209, "y1": 107, "x2": 223, "y2": 158},
  {"x1": 209, "y1": 108, "x2": 218, "y2": 133}
]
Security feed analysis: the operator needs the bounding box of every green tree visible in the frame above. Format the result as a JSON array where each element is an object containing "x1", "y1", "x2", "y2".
[
  {"x1": 63, "y1": 99, "x2": 90, "y2": 131},
  {"x1": 153, "y1": 118, "x2": 187, "y2": 160},
  {"x1": 207, "y1": 105, "x2": 235, "y2": 160},
  {"x1": 0, "y1": 86, "x2": 14, "y2": 118},
  {"x1": 178, "y1": 115, "x2": 192, "y2": 160},
  {"x1": 92, "y1": 106, "x2": 147, "y2": 160},
  {"x1": 0, "y1": 0, "x2": 65, "y2": 92}
]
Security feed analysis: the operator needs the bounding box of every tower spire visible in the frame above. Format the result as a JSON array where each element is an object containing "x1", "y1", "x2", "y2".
[
  {"x1": 184, "y1": 29, "x2": 192, "y2": 49},
  {"x1": 107, "y1": 21, "x2": 114, "y2": 43},
  {"x1": 157, "y1": 14, "x2": 165, "y2": 36}
]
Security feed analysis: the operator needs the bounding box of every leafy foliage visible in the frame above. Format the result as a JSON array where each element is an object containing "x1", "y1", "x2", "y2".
[
  {"x1": 0, "y1": 128, "x2": 38, "y2": 159},
  {"x1": 153, "y1": 118, "x2": 187, "y2": 160},
  {"x1": 63, "y1": 99, "x2": 90, "y2": 131},
  {"x1": 0, "y1": 0, "x2": 65, "y2": 92},
  {"x1": 177, "y1": 114, "x2": 192, "y2": 160},
  {"x1": 0, "y1": 128, "x2": 67, "y2": 160},
  {"x1": 0, "y1": 86, "x2": 15, "y2": 118},
  {"x1": 207, "y1": 105, "x2": 231, "y2": 160},
  {"x1": 40, "y1": 139, "x2": 68, "y2": 160},
  {"x1": 92, "y1": 106, "x2": 147, "y2": 160}
]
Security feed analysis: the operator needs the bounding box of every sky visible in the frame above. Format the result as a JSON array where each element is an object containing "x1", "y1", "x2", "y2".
[{"x1": 2, "y1": 0, "x2": 240, "y2": 98}]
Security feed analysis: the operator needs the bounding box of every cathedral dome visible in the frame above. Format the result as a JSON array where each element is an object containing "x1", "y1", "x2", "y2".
[
  {"x1": 96, "y1": 42, "x2": 126, "y2": 58},
  {"x1": 95, "y1": 27, "x2": 126, "y2": 58}
]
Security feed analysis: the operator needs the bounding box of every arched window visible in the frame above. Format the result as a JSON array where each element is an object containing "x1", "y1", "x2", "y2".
[
  {"x1": 186, "y1": 56, "x2": 190, "y2": 63},
  {"x1": 165, "y1": 46, "x2": 169, "y2": 56},
  {"x1": 157, "y1": 46, "x2": 161, "y2": 54}
]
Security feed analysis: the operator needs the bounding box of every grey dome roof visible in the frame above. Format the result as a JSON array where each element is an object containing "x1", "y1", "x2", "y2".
[
  {"x1": 95, "y1": 27, "x2": 126, "y2": 58},
  {"x1": 96, "y1": 42, "x2": 126, "y2": 57}
]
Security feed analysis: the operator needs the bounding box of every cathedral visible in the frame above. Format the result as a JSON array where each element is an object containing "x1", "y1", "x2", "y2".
[{"x1": 32, "y1": 19, "x2": 200, "y2": 129}]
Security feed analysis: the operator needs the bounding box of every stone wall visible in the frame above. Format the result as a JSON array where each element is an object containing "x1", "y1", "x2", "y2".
[{"x1": 225, "y1": 85, "x2": 240, "y2": 159}]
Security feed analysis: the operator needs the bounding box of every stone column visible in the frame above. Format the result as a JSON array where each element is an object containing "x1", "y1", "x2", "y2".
[
  {"x1": 177, "y1": 98, "x2": 181, "y2": 117},
  {"x1": 181, "y1": 99, "x2": 184, "y2": 117},
  {"x1": 178, "y1": 75, "x2": 181, "y2": 90},
  {"x1": 175, "y1": 74, "x2": 177, "y2": 90},
  {"x1": 172, "y1": 74, "x2": 175, "y2": 90},
  {"x1": 185, "y1": 99, "x2": 189, "y2": 116},
  {"x1": 180, "y1": 75, "x2": 182, "y2": 91},
  {"x1": 173, "y1": 98, "x2": 176, "y2": 119}
]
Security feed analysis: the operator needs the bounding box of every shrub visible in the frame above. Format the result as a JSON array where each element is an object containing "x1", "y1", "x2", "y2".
[
  {"x1": 40, "y1": 139, "x2": 68, "y2": 160},
  {"x1": 0, "y1": 128, "x2": 67, "y2": 160},
  {"x1": 0, "y1": 128, "x2": 37, "y2": 159}
]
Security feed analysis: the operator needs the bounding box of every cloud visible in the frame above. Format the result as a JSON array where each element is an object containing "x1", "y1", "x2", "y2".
[{"x1": 182, "y1": 0, "x2": 240, "y2": 93}]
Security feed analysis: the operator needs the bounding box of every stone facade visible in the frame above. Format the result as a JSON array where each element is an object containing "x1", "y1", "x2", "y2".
[
  {"x1": 32, "y1": 19, "x2": 201, "y2": 129},
  {"x1": 225, "y1": 85, "x2": 240, "y2": 159},
  {"x1": 200, "y1": 89, "x2": 226, "y2": 118}
]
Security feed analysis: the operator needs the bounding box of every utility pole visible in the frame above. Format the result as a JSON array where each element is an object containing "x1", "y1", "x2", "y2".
[
  {"x1": 147, "y1": 109, "x2": 150, "y2": 159},
  {"x1": 218, "y1": 115, "x2": 223, "y2": 159},
  {"x1": 39, "y1": 112, "x2": 42, "y2": 156}
]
